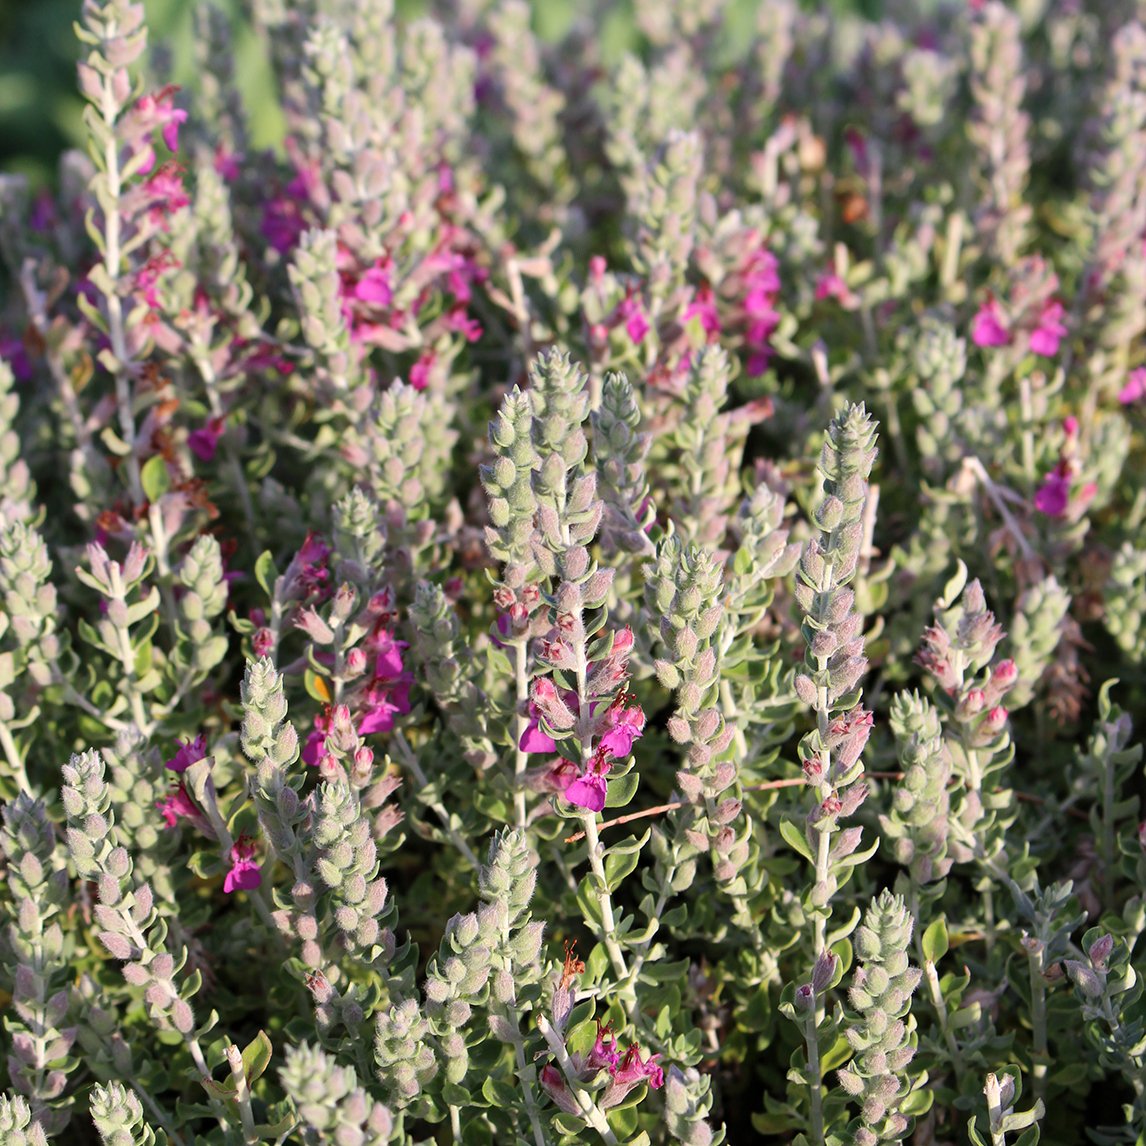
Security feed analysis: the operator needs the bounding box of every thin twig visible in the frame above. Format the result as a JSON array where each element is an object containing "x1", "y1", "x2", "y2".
[
  {"x1": 963, "y1": 456, "x2": 1039, "y2": 563},
  {"x1": 563, "y1": 771, "x2": 1082, "y2": 843}
]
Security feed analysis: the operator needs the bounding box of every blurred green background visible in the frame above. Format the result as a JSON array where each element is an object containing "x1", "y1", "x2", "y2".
[{"x1": 0, "y1": 0, "x2": 877, "y2": 186}]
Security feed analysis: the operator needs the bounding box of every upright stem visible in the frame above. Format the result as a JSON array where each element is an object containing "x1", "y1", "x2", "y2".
[
  {"x1": 513, "y1": 638, "x2": 529, "y2": 829},
  {"x1": 1101, "y1": 747, "x2": 1116, "y2": 908},
  {"x1": 581, "y1": 814, "x2": 630, "y2": 981},
  {"x1": 537, "y1": 1015, "x2": 618, "y2": 1145},
  {"x1": 923, "y1": 960, "x2": 966, "y2": 1080},
  {"x1": 225, "y1": 1044, "x2": 259, "y2": 1145},
  {"x1": 802, "y1": 1006, "x2": 825, "y2": 1146},
  {"x1": 99, "y1": 59, "x2": 143, "y2": 509},
  {"x1": 1027, "y1": 944, "x2": 1048, "y2": 1102},
  {"x1": 0, "y1": 720, "x2": 32, "y2": 794}
]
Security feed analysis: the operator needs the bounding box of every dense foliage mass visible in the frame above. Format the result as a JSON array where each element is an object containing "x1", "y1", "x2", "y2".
[{"x1": 0, "y1": 0, "x2": 1145, "y2": 1142}]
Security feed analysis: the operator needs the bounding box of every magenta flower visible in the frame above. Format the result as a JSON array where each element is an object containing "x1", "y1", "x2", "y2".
[
  {"x1": 1119, "y1": 367, "x2": 1146, "y2": 405},
  {"x1": 585, "y1": 1022, "x2": 621, "y2": 1072},
  {"x1": 0, "y1": 334, "x2": 33, "y2": 382},
  {"x1": 538, "y1": 1064, "x2": 580, "y2": 1115},
  {"x1": 353, "y1": 261, "x2": 394, "y2": 306},
  {"x1": 739, "y1": 243, "x2": 781, "y2": 375},
  {"x1": 188, "y1": 417, "x2": 225, "y2": 463},
  {"x1": 599, "y1": 697, "x2": 645, "y2": 758},
  {"x1": 261, "y1": 196, "x2": 306, "y2": 254},
  {"x1": 815, "y1": 270, "x2": 858, "y2": 308},
  {"x1": 600, "y1": 1044, "x2": 664, "y2": 1108},
  {"x1": 135, "y1": 250, "x2": 180, "y2": 310},
  {"x1": 157, "y1": 783, "x2": 202, "y2": 829},
  {"x1": 971, "y1": 297, "x2": 1010, "y2": 347},
  {"x1": 1033, "y1": 462, "x2": 1096, "y2": 519},
  {"x1": 284, "y1": 532, "x2": 333, "y2": 601},
  {"x1": 355, "y1": 628, "x2": 412, "y2": 735},
  {"x1": 143, "y1": 164, "x2": 190, "y2": 229},
  {"x1": 563, "y1": 756, "x2": 610, "y2": 813},
  {"x1": 617, "y1": 296, "x2": 649, "y2": 345},
  {"x1": 1028, "y1": 300, "x2": 1067, "y2": 357},
  {"x1": 165, "y1": 734, "x2": 208, "y2": 774},
  {"x1": 409, "y1": 351, "x2": 435, "y2": 391},
  {"x1": 519, "y1": 702, "x2": 558, "y2": 754},
  {"x1": 301, "y1": 712, "x2": 330, "y2": 768},
  {"x1": 815, "y1": 272, "x2": 841, "y2": 301},
  {"x1": 683, "y1": 284, "x2": 721, "y2": 338},
  {"x1": 356, "y1": 678, "x2": 411, "y2": 735},
  {"x1": 136, "y1": 85, "x2": 187, "y2": 154},
  {"x1": 223, "y1": 835, "x2": 261, "y2": 894},
  {"x1": 214, "y1": 147, "x2": 240, "y2": 182}
]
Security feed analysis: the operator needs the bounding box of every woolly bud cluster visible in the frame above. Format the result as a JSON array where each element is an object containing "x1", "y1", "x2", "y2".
[
  {"x1": 881, "y1": 692, "x2": 953, "y2": 886},
  {"x1": 916, "y1": 564, "x2": 1015, "y2": 757},
  {"x1": 312, "y1": 780, "x2": 395, "y2": 962},
  {"x1": 280, "y1": 1042, "x2": 395, "y2": 1143},
  {"x1": 645, "y1": 535, "x2": 744, "y2": 879},
  {"x1": 837, "y1": 890, "x2": 922, "y2": 1144},
  {"x1": 590, "y1": 371, "x2": 655, "y2": 556}
]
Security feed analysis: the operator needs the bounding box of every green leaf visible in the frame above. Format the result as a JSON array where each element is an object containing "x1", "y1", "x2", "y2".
[
  {"x1": 604, "y1": 846, "x2": 640, "y2": 892},
  {"x1": 480, "y1": 1076, "x2": 517, "y2": 1109},
  {"x1": 922, "y1": 917, "x2": 949, "y2": 964},
  {"x1": 241, "y1": 1030, "x2": 273, "y2": 1085},
  {"x1": 99, "y1": 425, "x2": 132, "y2": 457},
  {"x1": 820, "y1": 1033, "x2": 852, "y2": 1073},
  {"x1": 779, "y1": 816, "x2": 813, "y2": 862},
  {"x1": 254, "y1": 550, "x2": 278, "y2": 599},
  {"x1": 604, "y1": 770, "x2": 639, "y2": 808},
  {"x1": 141, "y1": 454, "x2": 171, "y2": 502}
]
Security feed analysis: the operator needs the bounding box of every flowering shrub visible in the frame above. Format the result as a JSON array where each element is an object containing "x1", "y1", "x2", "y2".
[{"x1": 1, "y1": 0, "x2": 1146, "y2": 1142}]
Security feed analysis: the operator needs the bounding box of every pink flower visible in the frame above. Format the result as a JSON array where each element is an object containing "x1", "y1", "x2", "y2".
[
  {"x1": 1033, "y1": 467, "x2": 1071, "y2": 517},
  {"x1": 0, "y1": 334, "x2": 33, "y2": 382},
  {"x1": 353, "y1": 262, "x2": 393, "y2": 306},
  {"x1": 301, "y1": 716, "x2": 329, "y2": 768},
  {"x1": 585, "y1": 1021, "x2": 621, "y2": 1072},
  {"x1": 971, "y1": 297, "x2": 1010, "y2": 347},
  {"x1": 617, "y1": 295, "x2": 649, "y2": 345},
  {"x1": 137, "y1": 85, "x2": 187, "y2": 154},
  {"x1": 157, "y1": 783, "x2": 201, "y2": 829},
  {"x1": 599, "y1": 697, "x2": 645, "y2": 758},
  {"x1": 446, "y1": 307, "x2": 483, "y2": 342},
  {"x1": 738, "y1": 243, "x2": 781, "y2": 375},
  {"x1": 261, "y1": 196, "x2": 305, "y2": 254},
  {"x1": 188, "y1": 417, "x2": 225, "y2": 462},
  {"x1": 143, "y1": 164, "x2": 190, "y2": 228},
  {"x1": 409, "y1": 351, "x2": 435, "y2": 391},
  {"x1": 519, "y1": 703, "x2": 558, "y2": 754},
  {"x1": 600, "y1": 1044, "x2": 664, "y2": 1108},
  {"x1": 223, "y1": 835, "x2": 261, "y2": 894},
  {"x1": 356, "y1": 628, "x2": 412, "y2": 735},
  {"x1": 682, "y1": 284, "x2": 720, "y2": 339},
  {"x1": 285, "y1": 532, "x2": 332, "y2": 601},
  {"x1": 538, "y1": 1064, "x2": 579, "y2": 1115},
  {"x1": 165, "y1": 734, "x2": 208, "y2": 773},
  {"x1": 214, "y1": 147, "x2": 240, "y2": 182},
  {"x1": 815, "y1": 270, "x2": 858, "y2": 308},
  {"x1": 356, "y1": 679, "x2": 411, "y2": 735},
  {"x1": 1028, "y1": 300, "x2": 1067, "y2": 357},
  {"x1": 563, "y1": 754, "x2": 611, "y2": 813},
  {"x1": 1119, "y1": 367, "x2": 1146, "y2": 405},
  {"x1": 135, "y1": 250, "x2": 180, "y2": 309}
]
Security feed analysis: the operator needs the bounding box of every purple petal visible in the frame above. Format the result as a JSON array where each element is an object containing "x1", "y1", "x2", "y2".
[{"x1": 564, "y1": 774, "x2": 607, "y2": 812}]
